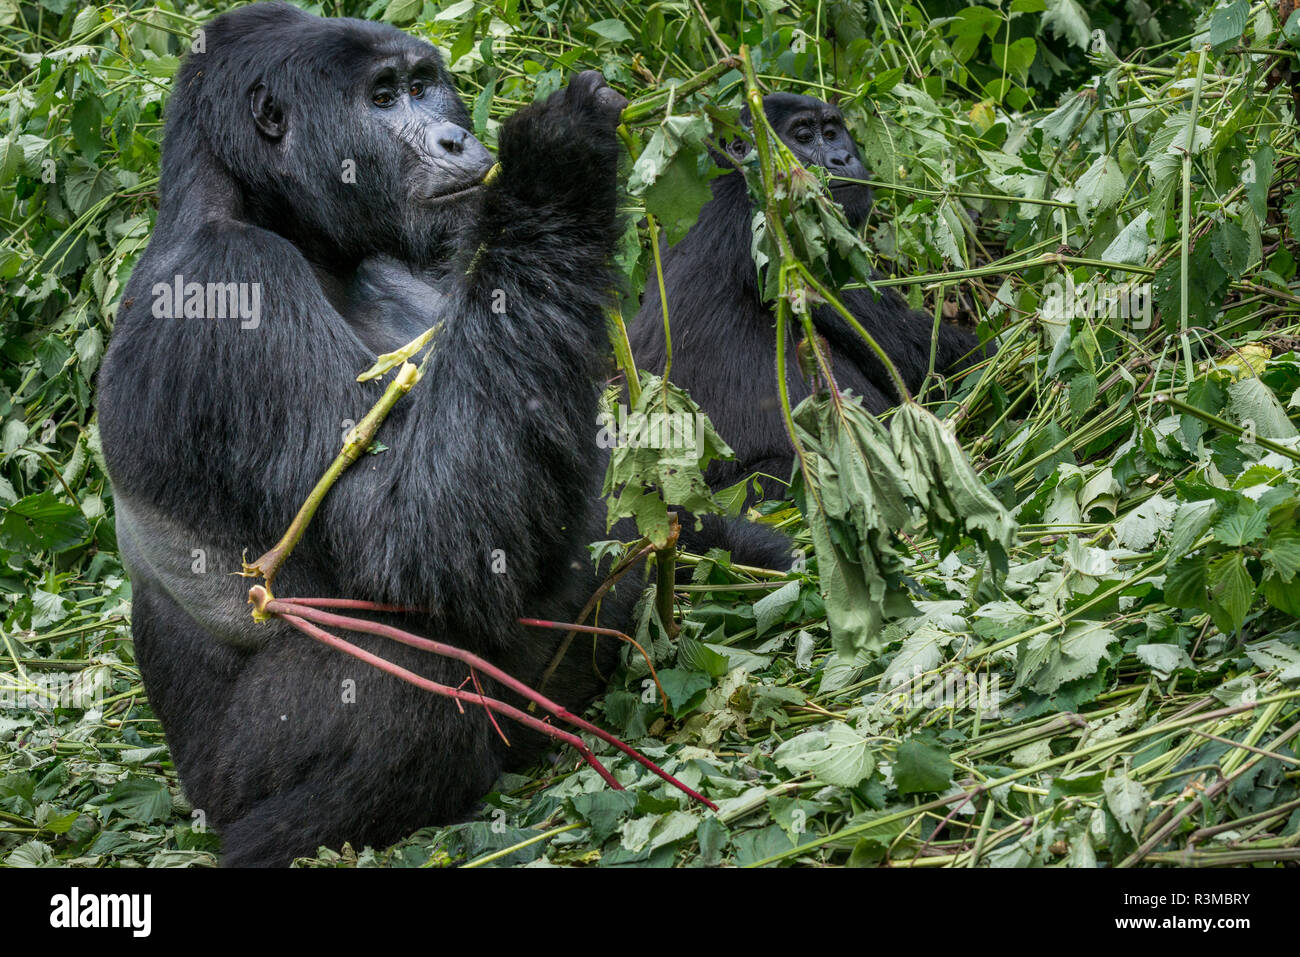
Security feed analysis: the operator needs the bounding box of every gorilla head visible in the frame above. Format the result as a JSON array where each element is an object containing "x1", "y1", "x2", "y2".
[
  {"x1": 166, "y1": 2, "x2": 494, "y2": 269},
  {"x1": 731, "y1": 92, "x2": 874, "y2": 226}
]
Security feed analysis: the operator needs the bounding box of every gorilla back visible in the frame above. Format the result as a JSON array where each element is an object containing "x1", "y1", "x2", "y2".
[{"x1": 97, "y1": 3, "x2": 627, "y2": 866}]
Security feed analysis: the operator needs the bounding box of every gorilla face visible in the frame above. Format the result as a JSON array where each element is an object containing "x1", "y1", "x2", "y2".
[
  {"x1": 362, "y1": 55, "x2": 495, "y2": 205},
  {"x1": 195, "y1": 5, "x2": 494, "y2": 267},
  {"x1": 733, "y1": 92, "x2": 874, "y2": 228}
]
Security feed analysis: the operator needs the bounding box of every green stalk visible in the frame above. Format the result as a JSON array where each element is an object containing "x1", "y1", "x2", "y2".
[
  {"x1": 1179, "y1": 46, "x2": 1210, "y2": 383},
  {"x1": 242, "y1": 362, "x2": 420, "y2": 603}
]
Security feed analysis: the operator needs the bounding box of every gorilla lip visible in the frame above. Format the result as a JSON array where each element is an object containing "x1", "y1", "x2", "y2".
[{"x1": 424, "y1": 182, "x2": 485, "y2": 204}]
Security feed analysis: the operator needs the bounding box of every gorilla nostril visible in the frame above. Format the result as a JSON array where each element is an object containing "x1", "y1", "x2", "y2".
[{"x1": 440, "y1": 134, "x2": 464, "y2": 154}]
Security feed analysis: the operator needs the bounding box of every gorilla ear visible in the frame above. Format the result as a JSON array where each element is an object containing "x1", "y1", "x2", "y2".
[{"x1": 250, "y1": 84, "x2": 288, "y2": 140}]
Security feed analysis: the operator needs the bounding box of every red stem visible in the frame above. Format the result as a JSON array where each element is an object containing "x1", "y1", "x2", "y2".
[
  {"x1": 278, "y1": 613, "x2": 621, "y2": 790},
  {"x1": 265, "y1": 595, "x2": 717, "y2": 811}
]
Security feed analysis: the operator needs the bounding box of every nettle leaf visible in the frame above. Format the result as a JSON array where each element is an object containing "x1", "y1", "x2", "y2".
[
  {"x1": 893, "y1": 735, "x2": 953, "y2": 794},
  {"x1": 1285, "y1": 191, "x2": 1300, "y2": 241},
  {"x1": 627, "y1": 114, "x2": 711, "y2": 194},
  {"x1": 382, "y1": 0, "x2": 423, "y2": 25},
  {"x1": 1168, "y1": 498, "x2": 1217, "y2": 559},
  {"x1": 1114, "y1": 494, "x2": 1176, "y2": 551},
  {"x1": 99, "y1": 778, "x2": 173, "y2": 824},
  {"x1": 890, "y1": 402, "x2": 1017, "y2": 574},
  {"x1": 657, "y1": 668, "x2": 713, "y2": 717},
  {"x1": 1211, "y1": 219, "x2": 1251, "y2": 279},
  {"x1": 587, "y1": 18, "x2": 633, "y2": 45},
  {"x1": 629, "y1": 115, "x2": 715, "y2": 244},
  {"x1": 1, "y1": 490, "x2": 90, "y2": 554},
  {"x1": 1206, "y1": 551, "x2": 1255, "y2": 633},
  {"x1": 1213, "y1": 504, "x2": 1267, "y2": 547},
  {"x1": 432, "y1": 0, "x2": 476, "y2": 22},
  {"x1": 753, "y1": 580, "x2": 800, "y2": 637},
  {"x1": 1244, "y1": 640, "x2": 1300, "y2": 684},
  {"x1": 69, "y1": 93, "x2": 102, "y2": 160},
  {"x1": 1209, "y1": 0, "x2": 1250, "y2": 52},
  {"x1": 1102, "y1": 769, "x2": 1149, "y2": 839},
  {"x1": 1101, "y1": 210, "x2": 1154, "y2": 265},
  {"x1": 1135, "y1": 644, "x2": 1193, "y2": 680},
  {"x1": 1040, "y1": 0, "x2": 1092, "y2": 49},
  {"x1": 1262, "y1": 525, "x2": 1300, "y2": 583},
  {"x1": 881, "y1": 624, "x2": 950, "y2": 689},
  {"x1": 1227, "y1": 377, "x2": 1298, "y2": 440},
  {"x1": 773, "y1": 722, "x2": 875, "y2": 787},
  {"x1": 1245, "y1": 146, "x2": 1276, "y2": 220},
  {"x1": 1015, "y1": 622, "x2": 1117, "y2": 694},
  {"x1": 790, "y1": 391, "x2": 916, "y2": 660},
  {"x1": 1074, "y1": 154, "x2": 1124, "y2": 220},
  {"x1": 567, "y1": 791, "x2": 637, "y2": 844},
  {"x1": 644, "y1": 154, "x2": 715, "y2": 245},
  {"x1": 601, "y1": 374, "x2": 734, "y2": 546}
]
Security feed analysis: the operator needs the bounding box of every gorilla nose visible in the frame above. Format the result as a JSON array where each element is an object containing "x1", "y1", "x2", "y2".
[
  {"x1": 423, "y1": 121, "x2": 495, "y2": 180},
  {"x1": 827, "y1": 150, "x2": 853, "y2": 169},
  {"x1": 428, "y1": 122, "x2": 468, "y2": 155},
  {"x1": 438, "y1": 126, "x2": 467, "y2": 154}
]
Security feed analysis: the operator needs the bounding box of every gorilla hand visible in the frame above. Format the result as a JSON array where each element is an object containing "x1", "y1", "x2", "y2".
[{"x1": 492, "y1": 71, "x2": 625, "y2": 211}]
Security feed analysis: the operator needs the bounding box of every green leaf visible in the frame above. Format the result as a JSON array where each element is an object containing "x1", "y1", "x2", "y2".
[
  {"x1": 587, "y1": 18, "x2": 633, "y2": 44},
  {"x1": 1211, "y1": 220, "x2": 1251, "y2": 279},
  {"x1": 100, "y1": 778, "x2": 173, "y2": 824},
  {"x1": 773, "y1": 722, "x2": 875, "y2": 787},
  {"x1": 657, "y1": 668, "x2": 712, "y2": 717},
  {"x1": 383, "y1": 0, "x2": 423, "y2": 24},
  {"x1": 1041, "y1": 0, "x2": 1091, "y2": 48},
  {"x1": 1103, "y1": 769, "x2": 1149, "y2": 838},
  {"x1": 1168, "y1": 498, "x2": 1217, "y2": 559},
  {"x1": 753, "y1": 580, "x2": 800, "y2": 637},
  {"x1": 643, "y1": 153, "x2": 715, "y2": 245},
  {"x1": 1227, "y1": 377, "x2": 1299, "y2": 440},
  {"x1": 1206, "y1": 551, "x2": 1255, "y2": 633},
  {"x1": 1016, "y1": 622, "x2": 1117, "y2": 694},
  {"x1": 1074, "y1": 154, "x2": 1124, "y2": 220},
  {"x1": 893, "y1": 736, "x2": 953, "y2": 794},
  {"x1": 1213, "y1": 502, "x2": 1267, "y2": 548},
  {"x1": 69, "y1": 94, "x2": 102, "y2": 161},
  {"x1": 1209, "y1": 1, "x2": 1250, "y2": 52},
  {"x1": 1, "y1": 491, "x2": 90, "y2": 554},
  {"x1": 434, "y1": 0, "x2": 477, "y2": 20},
  {"x1": 1135, "y1": 644, "x2": 1193, "y2": 679}
]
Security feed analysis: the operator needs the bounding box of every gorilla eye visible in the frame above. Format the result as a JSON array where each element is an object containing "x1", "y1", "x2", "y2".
[
  {"x1": 824, "y1": 127, "x2": 838, "y2": 140},
  {"x1": 410, "y1": 81, "x2": 425, "y2": 99},
  {"x1": 373, "y1": 89, "x2": 396, "y2": 108},
  {"x1": 794, "y1": 128, "x2": 814, "y2": 144}
]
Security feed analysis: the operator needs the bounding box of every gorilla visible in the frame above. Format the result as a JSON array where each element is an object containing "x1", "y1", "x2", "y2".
[
  {"x1": 629, "y1": 93, "x2": 983, "y2": 513},
  {"x1": 97, "y1": 3, "x2": 630, "y2": 866}
]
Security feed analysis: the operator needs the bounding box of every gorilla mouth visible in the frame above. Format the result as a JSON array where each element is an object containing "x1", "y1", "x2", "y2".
[{"x1": 424, "y1": 182, "x2": 484, "y2": 204}]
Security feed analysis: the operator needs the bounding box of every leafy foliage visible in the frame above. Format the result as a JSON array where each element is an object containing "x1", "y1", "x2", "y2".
[{"x1": 3, "y1": 0, "x2": 1300, "y2": 868}]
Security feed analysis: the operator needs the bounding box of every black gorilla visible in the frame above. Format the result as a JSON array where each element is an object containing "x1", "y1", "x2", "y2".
[
  {"x1": 97, "y1": 4, "x2": 629, "y2": 866},
  {"x1": 630, "y1": 93, "x2": 983, "y2": 509}
]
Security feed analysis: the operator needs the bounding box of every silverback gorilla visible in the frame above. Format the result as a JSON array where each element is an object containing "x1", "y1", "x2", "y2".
[
  {"x1": 97, "y1": 3, "x2": 629, "y2": 866},
  {"x1": 630, "y1": 93, "x2": 983, "y2": 511}
]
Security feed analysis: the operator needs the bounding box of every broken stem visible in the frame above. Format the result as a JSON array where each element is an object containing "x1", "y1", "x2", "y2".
[
  {"x1": 252, "y1": 587, "x2": 716, "y2": 810},
  {"x1": 242, "y1": 362, "x2": 420, "y2": 601}
]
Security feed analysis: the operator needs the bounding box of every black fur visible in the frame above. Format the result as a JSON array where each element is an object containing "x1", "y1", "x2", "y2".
[
  {"x1": 630, "y1": 93, "x2": 983, "y2": 511},
  {"x1": 97, "y1": 3, "x2": 630, "y2": 866}
]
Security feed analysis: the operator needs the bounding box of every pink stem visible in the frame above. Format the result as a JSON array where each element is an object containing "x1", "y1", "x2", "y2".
[
  {"x1": 269, "y1": 596, "x2": 421, "y2": 613},
  {"x1": 268, "y1": 596, "x2": 716, "y2": 811},
  {"x1": 278, "y1": 613, "x2": 621, "y2": 791}
]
